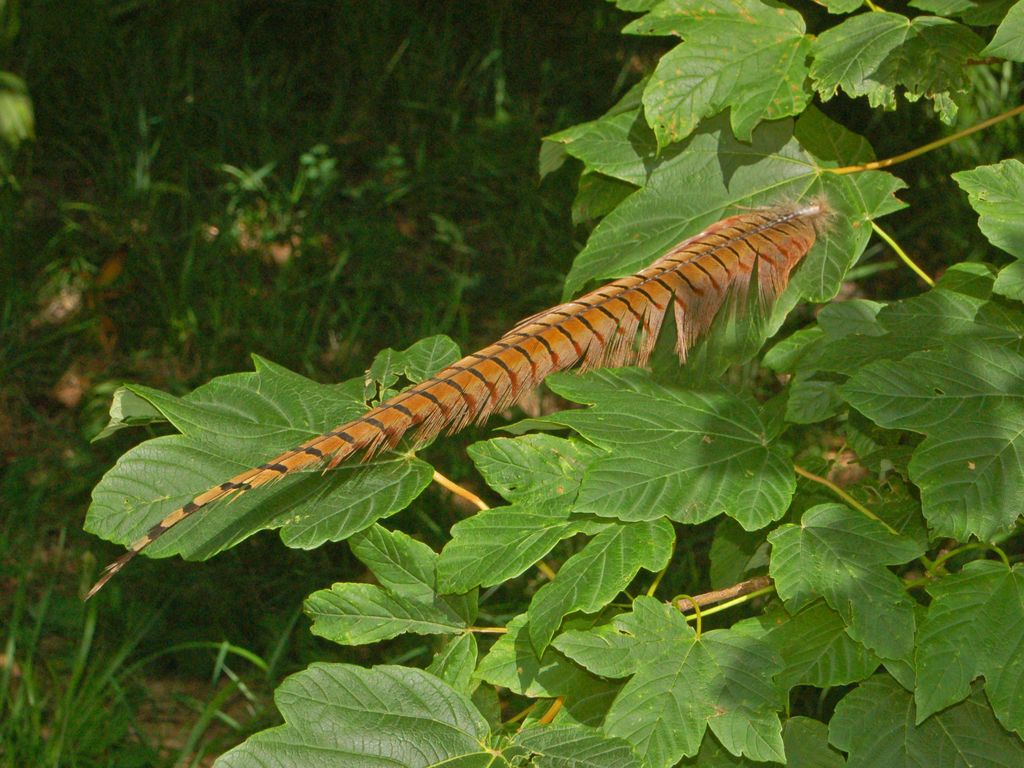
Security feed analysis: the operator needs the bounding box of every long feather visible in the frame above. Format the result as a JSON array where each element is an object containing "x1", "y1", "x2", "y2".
[{"x1": 87, "y1": 199, "x2": 831, "y2": 598}]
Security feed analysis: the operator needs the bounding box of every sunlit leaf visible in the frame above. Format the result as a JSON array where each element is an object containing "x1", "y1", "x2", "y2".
[
  {"x1": 810, "y1": 12, "x2": 983, "y2": 123},
  {"x1": 215, "y1": 664, "x2": 493, "y2": 767},
  {"x1": 627, "y1": 0, "x2": 811, "y2": 145}
]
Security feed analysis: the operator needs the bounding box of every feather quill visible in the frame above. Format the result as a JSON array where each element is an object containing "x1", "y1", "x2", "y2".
[{"x1": 87, "y1": 199, "x2": 831, "y2": 598}]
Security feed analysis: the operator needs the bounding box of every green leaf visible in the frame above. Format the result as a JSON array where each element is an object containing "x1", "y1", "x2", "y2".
[
  {"x1": 675, "y1": 716, "x2": 845, "y2": 766},
  {"x1": 607, "y1": 0, "x2": 663, "y2": 12},
  {"x1": 545, "y1": 108, "x2": 663, "y2": 187},
  {"x1": 468, "y1": 434, "x2": 601, "y2": 505},
  {"x1": 513, "y1": 725, "x2": 641, "y2": 768},
  {"x1": 0, "y1": 72, "x2": 34, "y2": 151},
  {"x1": 819, "y1": 0, "x2": 865, "y2": 11},
  {"x1": 562, "y1": 110, "x2": 905, "y2": 304},
  {"x1": 810, "y1": 12, "x2": 983, "y2": 123},
  {"x1": 915, "y1": 561, "x2": 1024, "y2": 734},
  {"x1": 841, "y1": 341, "x2": 1024, "y2": 540},
  {"x1": 709, "y1": 518, "x2": 767, "y2": 589},
  {"x1": 543, "y1": 368, "x2": 795, "y2": 531},
  {"x1": 768, "y1": 504, "x2": 923, "y2": 662},
  {"x1": 528, "y1": 518, "x2": 675, "y2": 653},
  {"x1": 438, "y1": 499, "x2": 607, "y2": 593},
  {"x1": 762, "y1": 601, "x2": 881, "y2": 691},
  {"x1": 994, "y1": 261, "x2": 1024, "y2": 301},
  {"x1": 573, "y1": 172, "x2": 638, "y2": 224},
  {"x1": 788, "y1": 265, "x2": 1024, "y2": 380},
  {"x1": 785, "y1": 377, "x2": 844, "y2": 425},
  {"x1": 85, "y1": 356, "x2": 434, "y2": 560},
  {"x1": 982, "y1": 0, "x2": 1024, "y2": 60},
  {"x1": 437, "y1": 434, "x2": 610, "y2": 592},
  {"x1": 954, "y1": 159, "x2": 1024, "y2": 260},
  {"x1": 779, "y1": 717, "x2": 846, "y2": 768},
  {"x1": 624, "y1": 0, "x2": 811, "y2": 145},
  {"x1": 364, "y1": 334, "x2": 462, "y2": 401},
  {"x1": 91, "y1": 386, "x2": 168, "y2": 442},
  {"x1": 427, "y1": 633, "x2": 478, "y2": 694},
  {"x1": 214, "y1": 663, "x2": 492, "y2": 767},
  {"x1": 305, "y1": 583, "x2": 467, "y2": 645},
  {"x1": 912, "y1": 0, "x2": 1018, "y2": 26},
  {"x1": 350, "y1": 524, "x2": 439, "y2": 599},
  {"x1": 556, "y1": 597, "x2": 784, "y2": 766},
  {"x1": 475, "y1": 613, "x2": 620, "y2": 728},
  {"x1": 829, "y1": 675, "x2": 1024, "y2": 768}
]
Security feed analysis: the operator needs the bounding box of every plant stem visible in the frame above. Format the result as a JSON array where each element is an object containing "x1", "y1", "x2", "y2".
[
  {"x1": 675, "y1": 594, "x2": 703, "y2": 637},
  {"x1": 538, "y1": 697, "x2": 564, "y2": 725},
  {"x1": 536, "y1": 560, "x2": 558, "y2": 581},
  {"x1": 793, "y1": 464, "x2": 900, "y2": 536},
  {"x1": 871, "y1": 221, "x2": 935, "y2": 287},
  {"x1": 432, "y1": 470, "x2": 489, "y2": 510},
  {"x1": 646, "y1": 564, "x2": 669, "y2": 597},
  {"x1": 827, "y1": 103, "x2": 1024, "y2": 175},
  {"x1": 930, "y1": 541, "x2": 1010, "y2": 572}
]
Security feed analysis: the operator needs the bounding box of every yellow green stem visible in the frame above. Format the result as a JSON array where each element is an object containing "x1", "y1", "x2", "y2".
[
  {"x1": 793, "y1": 464, "x2": 900, "y2": 536},
  {"x1": 827, "y1": 103, "x2": 1024, "y2": 176},
  {"x1": 682, "y1": 585, "x2": 776, "y2": 622},
  {"x1": 871, "y1": 221, "x2": 935, "y2": 287}
]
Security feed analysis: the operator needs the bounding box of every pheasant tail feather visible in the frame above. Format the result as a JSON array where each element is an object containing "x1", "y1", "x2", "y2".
[{"x1": 87, "y1": 199, "x2": 830, "y2": 598}]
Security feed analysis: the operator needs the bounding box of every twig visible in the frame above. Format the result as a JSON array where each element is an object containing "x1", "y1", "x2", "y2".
[{"x1": 673, "y1": 575, "x2": 772, "y2": 612}]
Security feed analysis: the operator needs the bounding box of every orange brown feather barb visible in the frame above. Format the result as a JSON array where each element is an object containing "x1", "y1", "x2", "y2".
[{"x1": 87, "y1": 198, "x2": 831, "y2": 598}]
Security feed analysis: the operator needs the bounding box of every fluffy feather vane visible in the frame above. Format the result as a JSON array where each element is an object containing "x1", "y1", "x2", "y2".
[{"x1": 87, "y1": 199, "x2": 831, "y2": 597}]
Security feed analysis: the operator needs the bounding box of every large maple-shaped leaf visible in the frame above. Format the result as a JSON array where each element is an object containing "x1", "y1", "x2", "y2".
[
  {"x1": 624, "y1": 0, "x2": 811, "y2": 146},
  {"x1": 561, "y1": 109, "x2": 905, "y2": 304},
  {"x1": 841, "y1": 341, "x2": 1024, "y2": 540},
  {"x1": 829, "y1": 675, "x2": 1024, "y2": 768},
  {"x1": 540, "y1": 368, "x2": 794, "y2": 531},
  {"x1": 215, "y1": 664, "x2": 496, "y2": 767},
  {"x1": 528, "y1": 518, "x2": 675, "y2": 653},
  {"x1": 915, "y1": 560, "x2": 1024, "y2": 735},
  {"x1": 768, "y1": 504, "x2": 923, "y2": 662},
  {"x1": 810, "y1": 11, "x2": 983, "y2": 123},
  {"x1": 555, "y1": 597, "x2": 785, "y2": 767},
  {"x1": 86, "y1": 352, "x2": 437, "y2": 561}
]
